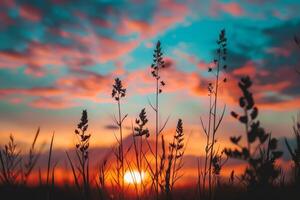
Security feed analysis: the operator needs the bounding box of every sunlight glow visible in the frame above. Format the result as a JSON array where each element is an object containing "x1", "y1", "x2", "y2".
[{"x1": 124, "y1": 170, "x2": 146, "y2": 184}]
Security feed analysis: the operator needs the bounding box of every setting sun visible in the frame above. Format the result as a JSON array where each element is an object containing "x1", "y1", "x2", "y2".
[{"x1": 124, "y1": 170, "x2": 146, "y2": 184}]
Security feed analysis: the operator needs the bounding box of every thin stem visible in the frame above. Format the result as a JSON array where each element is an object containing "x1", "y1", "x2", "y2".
[
  {"x1": 244, "y1": 108, "x2": 250, "y2": 156},
  {"x1": 155, "y1": 70, "x2": 159, "y2": 200},
  {"x1": 203, "y1": 94, "x2": 212, "y2": 193},
  {"x1": 117, "y1": 93, "x2": 124, "y2": 200},
  {"x1": 208, "y1": 47, "x2": 221, "y2": 200}
]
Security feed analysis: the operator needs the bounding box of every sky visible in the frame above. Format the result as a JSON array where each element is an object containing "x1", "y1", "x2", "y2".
[{"x1": 0, "y1": 0, "x2": 300, "y2": 183}]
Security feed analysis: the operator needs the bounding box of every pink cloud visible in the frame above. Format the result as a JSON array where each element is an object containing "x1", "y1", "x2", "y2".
[
  {"x1": 232, "y1": 61, "x2": 269, "y2": 77},
  {"x1": 0, "y1": 35, "x2": 139, "y2": 76},
  {"x1": 29, "y1": 97, "x2": 77, "y2": 109},
  {"x1": 117, "y1": 0, "x2": 189, "y2": 38},
  {"x1": 0, "y1": 12, "x2": 14, "y2": 27},
  {"x1": 211, "y1": 1, "x2": 244, "y2": 17},
  {"x1": 0, "y1": 87, "x2": 63, "y2": 97},
  {"x1": 173, "y1": 50, "x2": 211, "y2": 70},
  {"x1": 0, "y1": 0, "x2": 190, "y2": 79},
  {"x1": 19, "y1": 5, "x2": 42, "y2": 22},
  {"x1": 56, "y1": 73, "x2": 112, "y2": 99},
  {"x1": 92, "y1": 18, "x2": 112, "y2": 28},
  {"x1": 0, "y1": 42, "x2": 66, "y2": 76},
  {"x1": 0, "y1": 51, "x2": 27, "y2": 68},
  {"x1": 125, "y1": 57, "x2": 208, "y2": 97},
  {"x1": 0, "y1": 71, "x2": 113, "y2": 109},
  {"x1": 266, "y1": 47, "x2": 291, "y2": 57},
  {"x1": 0, "y1": 0, "x2": 15, "y2": 8}
]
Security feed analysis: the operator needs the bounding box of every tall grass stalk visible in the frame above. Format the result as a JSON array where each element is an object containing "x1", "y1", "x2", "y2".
[
  {"x1": 96, "y1": 156, "x2": 108, "y2": 200},
  {"x1": 47, "y1": 132, "x2": 55, "y2": 200},
  {"x1": 112, "y1": 77, "x2": 127, "y2": 199},
  {"x1": 67, "y1": 110, "x2": 91, "y2": 200},
  {"x1": 23, "y1": 127, "x2": 43, "y2": 184},
  {"x1": 199, "y1": 29, "x2": 228, "y2": 199},
  {"x1": 208, "y1": 29, "x2": 227, "y2": 199},
  {"x1": 150, "y1": 40, "x2": 166, "y2": 199},
  {"x1": 285, "y1": 113, "x2": 300, "y2": 185},
  {"x1": 164, "y1": 119, "x2": 185, "y2": 199},
  {"x1": 133, "y1": 108, "x2": 150, "y2": 198}
]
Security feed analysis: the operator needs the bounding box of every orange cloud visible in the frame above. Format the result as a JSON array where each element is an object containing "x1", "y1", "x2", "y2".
[
  {"x1": 232, "y1": 61, "x2": 269, "y2": 77},
  {"x1": 30, "y1": 97, "x2": 77, "y2": 109},
  {"x1": 257, "y1": 96, "x2": 300, "y2": 110},
  {"x1": 0, "y1": 87, "x2": 63, "y2": 97},
  {"x1": 56, "y1": 73, "x2": 112, "y2": 99}
]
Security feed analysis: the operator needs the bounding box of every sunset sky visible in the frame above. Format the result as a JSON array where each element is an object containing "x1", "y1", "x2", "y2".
[{"x1": 0, "y1": 0, "x2": 300, "y2": 181}]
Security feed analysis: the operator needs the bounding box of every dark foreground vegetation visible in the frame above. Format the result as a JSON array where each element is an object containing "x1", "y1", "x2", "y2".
[
  {"x1": 0, "y1": 30, "x2": 300, "y2": 200},
  {"x1": 0, "y1": 184, "x2": 300, "y2": 200}
]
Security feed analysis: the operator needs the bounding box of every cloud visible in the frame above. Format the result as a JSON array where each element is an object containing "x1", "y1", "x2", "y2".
[
  {"x1": 0, "y1": 0, "x2": 192, "y2": 79},
  {"x1": 19, "y1": 5, "x2": 42, "y2": 22},
  {"x1": 104, "y1": 124, "x2": 119, "y2": 130},
  {"x1": 211, "y1": 1, "x2": 244, "y2": 17},
  {"x1": 232, "y1": 61, "x2": 269, "y2": 77},
  {"x1": 0, "y1": 69, "x2": 115, "y2": 109},
  {"x1": 29, "y1": 97, "x2": 77, "y2": 109},
  {"x1": 0, "y1": 1, "x2": 299, "y2": 112},
  {"x1": 56, "y1": 71, "x2": 113, "y2": 99},
  {"x1": 124, "y1": 57, "x2": 208, "y2": 97},
  {"x1": 173, "y1": 49, "x2": 211, "y2": 70},
  {"x1": 266, "y1": 47, "x2": 292, "y2": 57},
  {"x1": 117, "y1": 0, "x2": 189, "y2": 38},
  {"x1": 0, "y1": 87, "x2": 63, "y2": 97}
]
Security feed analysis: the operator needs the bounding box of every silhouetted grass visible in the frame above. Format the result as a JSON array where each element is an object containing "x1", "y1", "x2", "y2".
[
  {"x1": 285, "y1": 113, "x2": 300, "y2": 185},
  {"x1": 224, "y1": 76, "x2": 283, "y2": 192},
  {"x1": 112, "y1": 77, "x2": 127, "y2": 200},
  {"x1": 67, "y1": 110, "x2": 91, "y2": 200},
  {"x1": 150, "y1": 40, "x2": 167, "y2": 200},
  {"x1": 0, "y1": 128, "x2": 42, "y2": 185},
  {"x1": 199, "y1": 29, "x2": 228, "y2": 200}
]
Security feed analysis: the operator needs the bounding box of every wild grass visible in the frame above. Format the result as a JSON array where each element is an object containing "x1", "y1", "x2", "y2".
[
  {"x1": 285, "y1": 113, "x2": 300, "y2": 185},
  {"x1": 199, "y1": 29, "x2": 228, "y2": 200},
  {"x1": 224, "y1": 76, "x2": 283, "y2": 191},
  {"x1": 96, "y1": 155, "x2": 108, "y2": 200},
  {"x1": 46, "y1": 132, "x2": 55, "y2": 200},
  {"x1": 67, "y1": 110, "x2": 91, "y2": 200},
  {"x1": 0, "y1": 128, "x2": 42, "y2": 185},
  {"x1": 163, "y1": 119, "x2": 185, "y2": 200},
  {"x1": 111, "y1": 77, "x2": 127, "y2": 200},
  {"x1": 150, "y1": 40, "x2": 167, "y2": 200},
  {"x1": 132, "y1": 108, "x2": 150, "y2": 198}
]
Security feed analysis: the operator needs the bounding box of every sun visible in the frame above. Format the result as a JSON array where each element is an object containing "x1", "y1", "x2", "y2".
[{"x1": 124, "y1": 170, "x2": 146, "y2": 184}]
